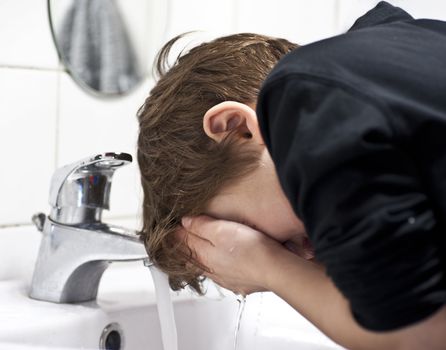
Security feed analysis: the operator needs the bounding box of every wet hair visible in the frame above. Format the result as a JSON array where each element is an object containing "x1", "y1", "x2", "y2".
[{"x1": 137, "y1": 32, "x2": 298, "y2": 293}]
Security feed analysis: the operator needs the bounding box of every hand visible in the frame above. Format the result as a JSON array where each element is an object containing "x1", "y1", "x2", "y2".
[
  {"x1": 283, "y1": 235, "x2": 315, "y2": 260},
  {"x1": 178, "y1": 215, "x2": 286, "y2": 296}
]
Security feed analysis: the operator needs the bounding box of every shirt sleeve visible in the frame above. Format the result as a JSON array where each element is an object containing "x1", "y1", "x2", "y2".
[{"x1": 257, "y1": 74, "x2": 446, "y2": 331}]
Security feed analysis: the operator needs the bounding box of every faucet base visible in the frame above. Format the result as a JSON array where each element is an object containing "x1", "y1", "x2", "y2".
[{"x1": 29, "y1": 218, "x2": 147, "y2": 303}]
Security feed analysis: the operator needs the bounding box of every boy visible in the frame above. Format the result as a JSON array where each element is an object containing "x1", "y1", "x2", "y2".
[{"x1": 137, "y1": 2, "x2": 446, "y2": 348}]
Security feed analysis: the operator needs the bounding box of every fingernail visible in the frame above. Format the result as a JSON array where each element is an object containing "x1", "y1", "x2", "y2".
[{"x1": 182, "y1": 216, "x2": 192, "y2": 228}]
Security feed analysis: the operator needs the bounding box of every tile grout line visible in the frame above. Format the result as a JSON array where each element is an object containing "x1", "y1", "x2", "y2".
[
  {"x1": 0, "y1": 222, "x2": 33, "y2": 229},
  {"x1": 0, "y1": 64, "x2": 63, "y2": 72}
]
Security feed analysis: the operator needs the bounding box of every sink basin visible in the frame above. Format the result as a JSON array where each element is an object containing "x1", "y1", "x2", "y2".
[
  {"x1": 0, "y1": 225, "x2": 344, "y2": 350},
  {"x1": 0, "y1": 273, "x2": 238, "y2": 350}
]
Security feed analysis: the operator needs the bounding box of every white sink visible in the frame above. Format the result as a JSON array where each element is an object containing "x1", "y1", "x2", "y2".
[{"x1": 0, "y1": 225, "x2": 344, "y2": 350}]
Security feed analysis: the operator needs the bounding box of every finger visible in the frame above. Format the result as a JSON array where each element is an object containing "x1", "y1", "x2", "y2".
[
  {"x1": 175, "y1": 226, "x2": 213, "y2": 249},
  {"x1": 283, "y1": 236, "x2": 315, "y2": 260},
  {"x1": 174, "y1": 226, "x2": 187, "y2": 245},
  {"x1": 182, "y1": 215, "x2": 225, "y2": 242},
  {"x1": 173, "y1": 227, "x2": 195, "y2": 255},
  {"x1": 185, "y1": 230, "x2": 213, "y2": 252},
  {"x1": 174, "y1": 227, "x2": 214, "y2": 274},
  {"x1": 183, "y1": 229, "x2": 215, "y2": 267}
]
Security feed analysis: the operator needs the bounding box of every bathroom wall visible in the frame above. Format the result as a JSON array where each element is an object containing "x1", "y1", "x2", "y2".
[{"x1": 0, "y1": 0, "x2": 444, "y2": 228}]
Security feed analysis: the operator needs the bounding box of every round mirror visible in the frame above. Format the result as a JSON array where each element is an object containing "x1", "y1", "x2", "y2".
[{"x1": 48, "y1": 0, "x2": 169, "y2": 97}]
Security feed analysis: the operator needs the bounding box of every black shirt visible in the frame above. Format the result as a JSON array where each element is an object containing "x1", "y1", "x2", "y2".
[{"x1": 257, "y1": 1, "x2": 446, "y2": 331}]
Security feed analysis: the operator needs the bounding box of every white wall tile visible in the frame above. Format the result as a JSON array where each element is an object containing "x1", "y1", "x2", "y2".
[
  {"x1": 387, "y1": 0, "x2": 446, "y2": 20},
  {"x1": 336, "y1": 0, "x2": 381, "y2": 32},
  {"x1": 235, "y1": 0, "x2": 339, "y2": 45},
  {"x1": 116, "y1": 0, "x2": 170, "y2": 75},
  {"x1": 155, "y1": 0, "x2": 238, "y2": 68},
  {"x1": 0, "y1": 68, "x2": 58, "y2": 225},
  {"x1": 57, "y1": 73, "x2": 153, "y2": 221},
  {"x1": 337, "y1": 0, "x2": 446, "y2": 33},
  {"x1": 0, "y1": 0, "x2": 59, "y2": 69},
  {"x1": 166, "y1": 0, "x2": 237, "y2": 39}
]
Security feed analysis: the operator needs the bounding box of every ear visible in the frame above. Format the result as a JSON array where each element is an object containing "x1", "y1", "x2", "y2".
[{"x1": 203, "y1": 101, "x2": 263, "y2": 144}]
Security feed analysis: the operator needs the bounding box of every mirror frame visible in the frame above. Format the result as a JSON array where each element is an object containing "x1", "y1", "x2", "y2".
[{"x1": 47, "y1": 0, "x2": 158, "y2": 99}]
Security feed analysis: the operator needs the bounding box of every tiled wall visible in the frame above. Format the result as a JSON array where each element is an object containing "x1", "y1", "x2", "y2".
[{"x1": 0, "y1": 0, "x2": 444, "y2": 228}]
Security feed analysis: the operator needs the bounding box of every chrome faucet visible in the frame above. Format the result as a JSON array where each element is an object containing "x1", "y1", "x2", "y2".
[{"x1": 29, "y1": 152, "x2": 148, "y2": 303}]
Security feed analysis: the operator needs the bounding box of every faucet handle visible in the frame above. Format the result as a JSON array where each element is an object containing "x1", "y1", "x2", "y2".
[{"x1": 49, "y1": 152, "x2": 132, "y2": 225}]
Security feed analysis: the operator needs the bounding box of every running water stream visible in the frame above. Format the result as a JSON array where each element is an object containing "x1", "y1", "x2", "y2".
[
  {"x1": 146, "y1": 260, "x2": 248, "y2": 350},
  {"x1": 147, "y1": 264, "x2": 178, "y2": 350},
  {"x1": 233, "y1": 295, "x2": 246, "y2": 350}
]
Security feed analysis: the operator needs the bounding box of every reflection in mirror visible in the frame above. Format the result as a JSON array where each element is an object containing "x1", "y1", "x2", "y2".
[{"x1": 49, "y1": 0, "x2": 166, "y2": 97}]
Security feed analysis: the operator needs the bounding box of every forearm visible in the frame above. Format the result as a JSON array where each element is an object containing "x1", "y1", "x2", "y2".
[{"x1": 263, "y1": 250, "x2": 402, "y2": 350}]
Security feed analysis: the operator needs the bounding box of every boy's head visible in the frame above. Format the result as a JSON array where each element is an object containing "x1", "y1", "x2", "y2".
[{"x1": 137, "y1": 33, "x2": 302, "y2": 293}]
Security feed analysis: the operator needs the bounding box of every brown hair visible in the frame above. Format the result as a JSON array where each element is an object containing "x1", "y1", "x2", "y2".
[{"x1": 137, "y1": 33, "x2": 298, "y2": 293}]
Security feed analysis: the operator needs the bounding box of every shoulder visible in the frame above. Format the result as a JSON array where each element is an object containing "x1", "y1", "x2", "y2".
[
  {"x1": 262, "y1": 1, "x2": 446, "y2": 91},
  {"x1": 262, "y1": 23, "x2": 406, "y2": 90}
]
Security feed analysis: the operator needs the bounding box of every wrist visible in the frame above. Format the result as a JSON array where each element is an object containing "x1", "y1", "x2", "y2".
[
  {"x1": 263, "y1": 246, "x2": 325, "y2": 293},
  {"x1": 260, "y1": 244, "x2": 301, "y2": 292}
]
